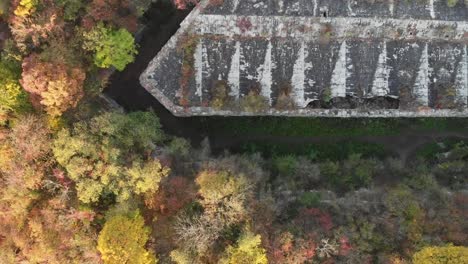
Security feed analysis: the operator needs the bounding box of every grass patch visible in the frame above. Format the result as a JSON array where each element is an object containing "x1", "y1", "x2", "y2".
[
  {"x1": 202, "y1": 117, "x2": 468, "y2": 138},
  {"x1": 237, "y1": 141, "x2": 389, "y2": 161},
  {"x1": 413, "y1": 118, "x2": 468, "y2": 132},
  {"x1": 416, "y1": 139, "x2": 468, "y2": 161},
  {"x1": 203, "y1": 117, "x2": 405, "y2": 137}
]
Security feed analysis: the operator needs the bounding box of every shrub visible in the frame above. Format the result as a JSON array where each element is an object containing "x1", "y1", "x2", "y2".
[
  {"x1": 275, "y1": 92, "x2": 296, "y2": 110},
  {"x1": 83, "y1": 23, "x2": 137, "y2": 71},
  {"x1": 240, "y1": 91, "x2": 269, "y2": 113},
  {"x1": 210, "y1": 80, "x2": 231, "y2": 110},
  {"x1": 447, "y1": 0, "x2": 459, "y2": 7}
]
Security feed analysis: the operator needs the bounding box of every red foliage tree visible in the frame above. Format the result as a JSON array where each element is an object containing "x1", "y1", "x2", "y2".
[
  {"x1": 173, "y1": 0, "x2": 199, "y2": 10},
  {"x1": 144, "y1": 176, "x2": 197, "y2": 217},
  {"x1": 267, "y1": 232, "x2": 316, "y2": 264},
  {"x1": 82, "y1": 0, "x2": 138, "y2": 32},
  {"x1": 294, "y1": 208, "x2": 334, "y2": 233}
]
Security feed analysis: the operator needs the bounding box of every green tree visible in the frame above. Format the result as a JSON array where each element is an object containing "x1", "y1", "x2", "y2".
[
  {"x1": 385, "y1": 185, "x2": 424, "y2": 244},
  {"x1": 55, "y1": 0, "x2": 84, "y2": 20},
  {"x1": 221, "y1": 229, "x2": 268, "y2": 264},
  {"x1": 0, "y1": 57, "x2": 30, "y2": 123},
  {"x1": 83, "y1": 23, "x2": 137, "y2": 71},
  {"x1": 273, "y1": 155, "x2": 298, "y2": 176},
  {"x1": 53, "y1": 111, "x2": 169, "y2": 203},
  {"x1": 0, "y1": 0, "x2": 9, "y2": 15},
  {"x1": 97, "y1": 211, "x2": 157, "y2": 264},
  {"x1": 320, "y1": 154, "x2": 378, "y2": 191},
  {"x1": 413, "y1": 245, "x2": 468, "y2": 264}
]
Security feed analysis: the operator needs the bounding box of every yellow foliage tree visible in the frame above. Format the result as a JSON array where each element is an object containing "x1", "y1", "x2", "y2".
[
  {"x1": 0, "y1": 57, "x2": 30, "y2": 124},
  {"x1": 413, "y1": 245, "x2": 468, "y2": 264},
  {"x1": 97, "y1": 211, "x2": 157, "y2": 264},
  {"x1": 14, "y1": 0, "x2": 37, "y2": 17},
  {"x1": 196, "y1": 169, "x2": 252, "y2": 224},
  {"x1": 221, "y1": 229, "x2": 268, "y2": 264}
]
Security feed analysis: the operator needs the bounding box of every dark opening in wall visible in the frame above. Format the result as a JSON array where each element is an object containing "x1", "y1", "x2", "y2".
[
  {"x1": 306, "y1": 96, "x2": 399, "y2": 110},
  {"x1": 364, "y1": 96, "x2": 399, "y2": 109},
  {"x1": 319, "y1": 7, "x2": 329, "y2": 18}
]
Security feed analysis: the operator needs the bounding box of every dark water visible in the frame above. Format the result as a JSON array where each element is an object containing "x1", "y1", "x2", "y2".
[{"x1": 104, "y1": 0, "x2": 207, "y2": 143}]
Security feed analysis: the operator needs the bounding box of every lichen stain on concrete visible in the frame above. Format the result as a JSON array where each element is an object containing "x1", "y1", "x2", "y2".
[
  {"x1": 228, "y1": 41, "x2": 241, "y2": 98},
  {"x1": 413, "y1": 44, "x2": 430, "y2": 106},
  {"x1": 455, "y1": 45, "x2": 468, "y2": 105},
  {"x1": 330, "y1": 41, "x2": 349, "y2": 98},
  {"x1": 259, "y1": 41, "x2": 273, "y2": 105},
  {"x1": 292, "y1": 41, "x2": 306, "y2": 107},
  {"x1": 372, "y1": 42, "x2": 390, "y2": 97},
  {"x1": 194, "y1": 39, "x2": 204, "y2": 100}
]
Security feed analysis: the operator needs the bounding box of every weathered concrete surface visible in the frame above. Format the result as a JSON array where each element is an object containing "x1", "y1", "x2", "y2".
[{"x1": 140, "y1": 0, "x2": 468, "y2": 117}]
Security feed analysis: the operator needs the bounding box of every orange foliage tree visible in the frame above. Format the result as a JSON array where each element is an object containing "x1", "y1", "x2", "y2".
[{"x1": 20, "y1": 53, "x2": 85, "y2": 116}]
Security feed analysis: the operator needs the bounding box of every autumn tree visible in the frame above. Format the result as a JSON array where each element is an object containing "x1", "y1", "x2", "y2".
[
  {"x1": 0, "y1": 56, "x2": 30, "y2": 123},
  {"x1": 0, "y1": 115, "x2": 98, "y2": 263},
  {"x1": 21, "y1": 53, "x2": 85, "y2": 116},
  {"x1": 196, "y1": 168, "x2": 253, "y2": 224},
  {"x1": 0, "y1": 197, "x2": 100, "y2": 263},
  {"x1": 413, "y1": 245, "x2": 468, "y2": 264},
  {"x1": 83, "y1": 23, "x2": 137, "y2": 71},
  {"x1": 144, "y1": 176, "x2": 197, "y2": 217},
  {"x1": 220, "y1": 229, "x2": 268, "y2": 264},
  {"x1": 173, "y1": 0, "x2": 199, "y2": 10},
  {"x1": 97, "y1": 211, "x2": 157, "y2": 264},
  {"x1": 14, "y1": 0, "x2": 38, "y2": 17},
  {"x1": 9, "y1": 1, "x2": 64, "y2": 52},
  {"x1": 53, "y1": 111, "x2": 169, "y2": 203},
  {"x1": 82, "y1": 0, "x2": 138, "y2": 32},
  {"x1": 55, "y1": 0, "x2": 85, "y2": 21},
  {"x1": 173, "y1": 165, "x2": 255, "y2": 257},
  {"x1": 0, "y1": 115, "x2": 51, "y2": 222}
]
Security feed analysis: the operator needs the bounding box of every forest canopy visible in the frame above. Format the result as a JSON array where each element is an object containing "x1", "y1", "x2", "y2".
[{"x1": 0, "y1": 0, "x2": 467, "y2": 263}]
